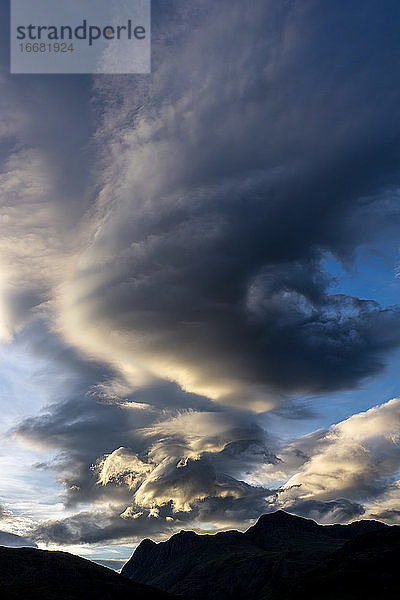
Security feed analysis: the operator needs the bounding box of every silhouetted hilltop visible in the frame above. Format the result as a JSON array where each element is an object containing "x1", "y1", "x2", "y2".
[
  {"x1": 0, "y1": 512, "x2": 396, "y2": 600},
  {"x1": 0, "y1": 546, "x2": 180, "y2": 600},
  {"x1": 122, "y1": 510, "x2": 397, "y2": 600},
  {"x1": 272, "y1": 526, "x2": 400, "y2": 600}
]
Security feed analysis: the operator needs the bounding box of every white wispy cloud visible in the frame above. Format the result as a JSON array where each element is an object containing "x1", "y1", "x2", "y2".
[{"x1": 273, "y1": 398, "x2": 400, "y2": 516}]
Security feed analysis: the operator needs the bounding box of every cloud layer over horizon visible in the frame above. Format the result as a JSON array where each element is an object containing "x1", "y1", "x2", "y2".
[{"x1": 14, "y1": 396, "x2": 400, "y2": 545}]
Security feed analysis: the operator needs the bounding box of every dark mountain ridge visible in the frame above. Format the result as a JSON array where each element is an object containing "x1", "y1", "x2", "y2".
[
  {"x1": 0, "y1": 545, "x2": 180, "y2": 600},
  {"x1": 122, "y1": 510, "x2": 398, "y2": 600}
]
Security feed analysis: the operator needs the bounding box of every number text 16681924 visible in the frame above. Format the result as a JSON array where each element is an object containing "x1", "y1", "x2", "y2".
[{"x1": 19, "y1": 43, "x2": 74, "y2": 53}]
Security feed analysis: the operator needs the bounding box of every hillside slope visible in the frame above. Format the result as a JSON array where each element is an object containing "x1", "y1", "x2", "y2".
[
  {"x1": 122, "y1": 510, "x2": 396, "y2": 600},
  {"x1": 0, "y1": 546, "x2": 181, "y2": 600}
]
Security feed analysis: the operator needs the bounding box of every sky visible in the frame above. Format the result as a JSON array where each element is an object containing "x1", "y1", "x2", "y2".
[{"x1": 1, "y1": 0, "x2": 400, "y2": 570}]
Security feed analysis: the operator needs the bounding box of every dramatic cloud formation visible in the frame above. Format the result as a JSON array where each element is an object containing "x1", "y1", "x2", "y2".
[
  {"x1": 0, "y1": 60, "x2": 94, "y2": 339},
  {"x1": 364, "y1": 480, "x2": 400, "y2": 524},
  {"x1": 273, "y1": 399, "x2": 400, "y2": 518},
  {"x1": 14, "y1": 348, "x2": 276, "y2": 542},
  {"x1": 284, "y1": 499, "x2": 366, "y2": 525},
  {"x1": 97, "y1": 411, "x2": 276, "y2": 514},
  {"x1": 0, "y1": 0, "x2": 400, "y2": 550},
  {"x1": 14, "y1": 395, "x2": 400, "y2": 545},
  {"x1": 1, "y1": 2, "x2": 400, "y2": 398},
  {"x1": 56, "y1": 0, "x2": 400, "y2": 411}
]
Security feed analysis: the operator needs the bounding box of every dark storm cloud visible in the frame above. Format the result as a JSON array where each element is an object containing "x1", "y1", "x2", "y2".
[
  {"x1": 31, "y1": 504, "x2": 188, "y2": 545},
  {"x1": 286, "y1": 499, "x2": 365, "y2": 524},
  {"x1": 0, "y1": 3, "x2": 95, "y2": 340},
  {"x1": 1, "y1": 1, "x2": 400, "y2": 399},
  {"x1": 63, "y1": 0, "x2": 400, "y2": 410},
  {"x1": 31, "y1": 476, "x2": 272, "y2": 546},
  {"x1": 13, "y1": 324, "x2": 277, "y2": 537},
  {"x1": 18, "y1": 387, "x2": 277, "y2": 538},
  {"x1": 368, "y1": 509, "x2": 400, "y2": 523},
  {"x1": 12, "y1": 327, "x2": 278, "y2": 543},
  {"x1": 0, "y1": 1, "x2": 93, "y2": 213},
  {"x1": 30, "y1": 452, "x2": 273, "y2": 545},
  {"x1": 14, "y1": 330, "x2": 400, "y2": 543},
  {"x1": 13, "y1": 328, "x2": 216, "y2": 508},
  {"x1": 30, "y1": 480, "x2": 271, "y2": 545}
]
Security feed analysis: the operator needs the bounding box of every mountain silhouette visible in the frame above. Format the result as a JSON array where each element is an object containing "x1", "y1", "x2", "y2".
[
  {"x1": 121, "y1": 510, "x2": 397, "y2": 600},
  {"x1": 0, "y1": 546, "x2": 180, "y2": 600}
]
